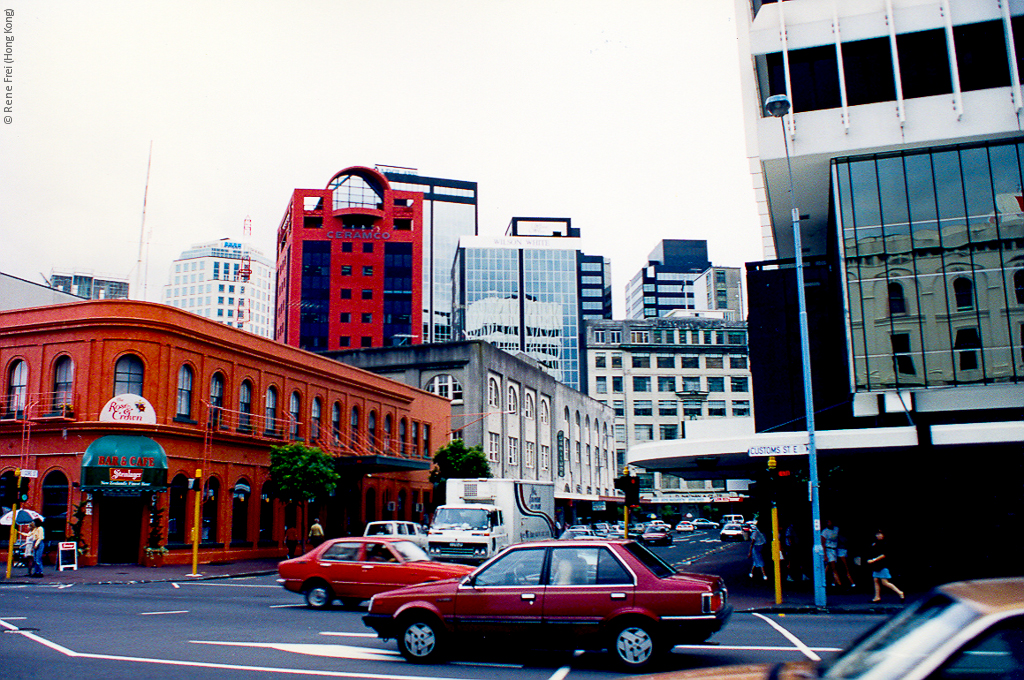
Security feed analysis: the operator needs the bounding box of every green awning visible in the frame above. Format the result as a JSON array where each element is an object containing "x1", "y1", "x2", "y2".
[{"x1": 81, "y1": 435, "x2": 169, "y2": 491}]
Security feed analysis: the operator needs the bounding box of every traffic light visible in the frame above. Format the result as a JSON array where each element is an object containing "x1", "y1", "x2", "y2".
[
  {"x1": 18, "y1": 476, "x2": 30, "y2": 503},
  {"x1": 615, "y1": 475, "x2": 640, "y2": 506}
]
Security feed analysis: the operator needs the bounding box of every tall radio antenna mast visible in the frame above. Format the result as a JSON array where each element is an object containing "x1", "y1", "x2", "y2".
[{"x1": 134, "y1": 141, "x2": 153, "y2": 300}]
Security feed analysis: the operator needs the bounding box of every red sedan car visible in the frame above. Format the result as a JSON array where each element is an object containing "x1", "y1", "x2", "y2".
[
  {"x1": 277, "y1": 537, "x2": 474, "y2": 609},
  {"x1": 362, "y1": 538, "x2": 730, "y2": 669}
]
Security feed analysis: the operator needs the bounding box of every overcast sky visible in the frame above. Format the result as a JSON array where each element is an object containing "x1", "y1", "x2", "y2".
[{"x1": 0, "y1": 0, "x2": 761, "y2": 317}]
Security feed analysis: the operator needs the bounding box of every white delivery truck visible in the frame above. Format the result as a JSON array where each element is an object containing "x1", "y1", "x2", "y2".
[{"x1": 427, "y1": 478, "x2": 556, "y2": 563}]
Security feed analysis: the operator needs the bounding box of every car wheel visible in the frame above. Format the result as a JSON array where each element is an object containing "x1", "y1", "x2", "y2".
[
  {"x1": 397, "y1": 616, "x2": 445, "y2": 663},
  {"x1": 610, "y1": 619, "x2": 659, "y2": 670},
  {"x1": 304, "y1": 582, "x2": 333, "y2": 609}
]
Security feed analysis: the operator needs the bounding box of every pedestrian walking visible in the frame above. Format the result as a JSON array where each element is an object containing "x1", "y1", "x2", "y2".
[
  {"x1": 308, "y1": 518, "x2": 325, "y2": 548},
  {"x1": 748, "y1": 524, "x2": 768, "y2": 581},
  {"x1": 822, "y1": 519, "x2": 853, "y2": 587},
  {"x1": 867, "y1": 529, "x2": 904, "y2": 602},
  {"x1": 284, "y1": 525, "x2": 298, "y2": 559},
  {"x1": 18, "y1": 522, "x2": 34, "y2": 576},
  {"x1": 29, "y1": 518, "x2": 45, "y2": 576}
]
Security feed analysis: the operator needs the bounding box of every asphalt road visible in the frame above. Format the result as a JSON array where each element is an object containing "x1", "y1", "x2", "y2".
[{"x1": 1, "y1": 531, "x2": 888, "y2": 679}]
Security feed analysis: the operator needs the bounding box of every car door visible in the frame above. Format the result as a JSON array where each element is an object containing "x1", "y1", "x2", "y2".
[
  {"x1": 355, "y1": 540, "x2": 407, "y2": 599},
  {"x1": 543, "y1": 546, "x2": 635, "y2": 644},
  {"x1": 317, "y1": 540, "x2": 364, "y2": 599},
  {"x1": 453, "y1": 546, "x2": 548, "y2": 642}
]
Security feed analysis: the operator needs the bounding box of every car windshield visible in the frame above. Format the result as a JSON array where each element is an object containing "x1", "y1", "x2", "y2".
[
  {"x1": 365, "y1": 523, "x2": 393, "y2": 535},
  {"x1": 431, "y1": 507, "x2": 489, "y2": 531},
  {"x1": 389, "y1": 540, "x2": 430, "y2": 563},
  {"x1": 824, "y1": 593, "x2": 982, "y2": 678},
  {"x1": 622, "y1": 540, "x2": 676, "y2": 578}
]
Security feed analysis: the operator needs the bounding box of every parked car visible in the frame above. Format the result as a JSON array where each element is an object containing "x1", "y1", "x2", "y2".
[
  {"x1": 691, "y1": 518, "x2": 719, "y2": 529},
  {"x1": 592, "y1": 522, "x2": 614, "y2": 537},
  {"x1": 363, "y1": 520, "x2": 429, "y2": 549},
  {"x1": 675, "y1": 521, "x2": 695, "y2": 533},
  {"x1": 629, "y1": 577, "x2": 1024, "y2": 680},
  {"x1": 719, "y1": 522, "x2": 747, "y2": 541},
  {"x1": 362, "y1": 538, "x2": 731, "y2": 669},
  {"x1": 560, "y1": 526, "x2": 597, "y2": 540},
  {"x1": 277, "y1": 536, "x2": 474, "y2": 609},
  {"x1": 641, "y1": 526, "x2": 673, "y2": 546}
]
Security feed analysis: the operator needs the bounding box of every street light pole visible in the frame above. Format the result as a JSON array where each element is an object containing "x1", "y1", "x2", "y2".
[{"x1": 765, "y1": 94, "x2": 827, "y2": 608}]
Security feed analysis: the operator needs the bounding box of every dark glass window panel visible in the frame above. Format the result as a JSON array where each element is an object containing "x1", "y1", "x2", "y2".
[
  {"x1": 954, "y1": 21, "x2": 1010, "y2": 92},
  {"x1": 953, "y1": 277, "x2": 975, "y2": 310},
  {"x1": 889, "y1": 282, "x2": 907, "y2": 315},
  {"x1": 842, "y1": 37, "x2": 896, "y2": 105},
  {"x1": 896, "y1": 30, "x2": 952, "y2": 99}
]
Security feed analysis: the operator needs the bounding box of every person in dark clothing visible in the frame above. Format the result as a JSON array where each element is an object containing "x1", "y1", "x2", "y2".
[
  {"x1": 284, "y1": 525, "x2": 298, "y2": 559},
  {"x1": 867, "y1": 529, "x2": 904, "y2": 602}
]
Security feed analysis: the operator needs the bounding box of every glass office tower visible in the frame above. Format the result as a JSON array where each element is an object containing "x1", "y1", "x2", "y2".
[
  {"x1": 379, "y1": 166, "x2": 478, "y2": 344},
  {"x1": 453, "y1": 222, "x2": 596, "y2": 391}
]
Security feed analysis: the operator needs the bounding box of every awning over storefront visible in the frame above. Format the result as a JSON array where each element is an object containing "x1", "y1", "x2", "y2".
[
  {"x1": 334, "y1": 455, "x2": 430, "y2": 474},
  {"x1": 81, "y1": 435, "x2": 169, "y2": 492}
]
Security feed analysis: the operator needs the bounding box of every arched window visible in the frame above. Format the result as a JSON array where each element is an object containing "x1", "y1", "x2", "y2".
[
  {"x1": 368, "y1": 410, "x2": 378, "y2": 449},
  {"x1": 289, "y1": 391, "x2": 301, "y2": 438},
  {"x1": 888, "y1": 282, "x2": 907, "y2": 315},
  {"x1": 5, "y1": 359, "x2": 27, "y2": 418},
  {"x1": 384, "y1": 414, "x2": 393, "y2": 451},
  {"x1": 41, "y1": 470, "x2": 69, "y2": 542},
  {"x1": 265, "y1": 386, "x2": 278, "y2": 435},
  {"x1": 202, "y1": 477, "x2": 220, "y2": 542},
  {"x1": 422, "y1": 424, "x2": 430, "y2": 459},
  {"x1": 168, "y1": 474, "x2": 189, "y2": 543},
  {"x1": 953, "y1": 276, "x2": 975, "y2": 310},
  {"x1": 365, "y1": 487, "x2": 377, "y2": 523},
  {"x1": 488, "y1": 377, "x2": 500, "y2": 407},
  {"x1": 328, "y1": 170, "x2": 384, "y2": 211},
  {"x1": 574, "y1": 412, "x2": 582, "y2": 462},
  {"x1": 524, "y1": 393, "x2": 534, "y2": 420},
  {"x1": 425, "y1": 374, "x2": 464, "y2": 403},
  {"x1": 209, "y1": 372, "x2": 225, "y2": 428},
  {"x1": 311, "y1": 398, "x2": 322, "y2": 442},
  {"x1": 331, "y1": 402, "x2": 341, "y2": 444},
  {"x1": 540, "y1": 399, "x2": 549, "y2": 425},
  {"x1": 399, "y1": 418, "x2": 408, "y2": 455},
  {"x1": 113, "y1": 354, "x2": 144, "y2": 396},
  {"x1": 507, "y1": 385, "x2": 519, "y2": 414},
  {"x1": 176, "y1": 365, "x2": 194, "y2": 418},
  {"x1": 398, "y1": 489, "x2": 408, "y2": 521},
  {"x1": 239, "y1": 380, "x2": 253, "y2": 431},
  {"x1": 53, "y1": 355, "x2": 74, "y2": 412},
  {"x1": 350, "y1": 406, "x2": 360, "y2": 448},
  {"x1": 231, "y1": 478, "x2": 251, "y2": 544}
]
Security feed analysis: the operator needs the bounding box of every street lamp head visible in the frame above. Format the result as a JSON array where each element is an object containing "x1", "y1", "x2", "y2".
[{"x1": 765, "y1": 94, "x2": 791, "y2": 118}]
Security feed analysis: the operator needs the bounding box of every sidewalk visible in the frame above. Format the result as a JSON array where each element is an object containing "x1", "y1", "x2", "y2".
[{"x1": 2, "y1": 556, "x2": 908, "y2": 615}]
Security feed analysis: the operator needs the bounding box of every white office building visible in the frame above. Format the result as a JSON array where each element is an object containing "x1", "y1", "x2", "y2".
[{"x1": 163, "y1": 239, "x2": 276, "y2": 338}]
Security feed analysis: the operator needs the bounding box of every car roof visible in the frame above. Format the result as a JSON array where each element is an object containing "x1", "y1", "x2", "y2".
[{"x1": 940, "y1": 577, "x2": 1024, "y2": 616}]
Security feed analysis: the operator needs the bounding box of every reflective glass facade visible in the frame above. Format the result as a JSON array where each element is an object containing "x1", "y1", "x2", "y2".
[
  {"x1": 455, "y1": 243, "x2": 583, "y2": 390},
  {"x1": 835, "y1": 139, "x2": 1024, "y2": 391}
]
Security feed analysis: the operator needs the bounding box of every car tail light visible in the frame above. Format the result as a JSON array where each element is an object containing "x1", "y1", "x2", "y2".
[{"x1": 702, "y1": 588, "x2": 727, "y2": 614}]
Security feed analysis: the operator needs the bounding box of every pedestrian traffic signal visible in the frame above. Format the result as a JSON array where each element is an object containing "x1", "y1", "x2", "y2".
[{"x1": 615, "y1": 475, "x2": 640, "y2": 506}]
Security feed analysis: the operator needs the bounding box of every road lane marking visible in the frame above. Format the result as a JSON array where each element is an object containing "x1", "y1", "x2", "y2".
[
  {"x1": 192, "y1": 640, "x2": 401, "y2": 662},
  {"x1": 319, "y1": 632, "x2": 380, "y2": 637},
  {"x1": 270, "y1": 603, "x2": 308, "y2": 608},
  {"x1": 141, "y1": 610, "x2": 189, "y2": 616},
  {"x1": 673, "y1": 644, "x2": 842, "y2": 653},
  {"x1": 171, "y1": 582, "x2": 280, "y2": 588},
  {"x1": 751, "y1": 612, "x2": 821, "y2": 661},
  {"x1": 1, "y1": 620, "x2": 491, "y2": 680}
]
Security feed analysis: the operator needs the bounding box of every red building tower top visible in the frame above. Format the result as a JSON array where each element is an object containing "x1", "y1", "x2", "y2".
[{"x1": 276, "y1": 167, "x2": 424, "y2": 353}]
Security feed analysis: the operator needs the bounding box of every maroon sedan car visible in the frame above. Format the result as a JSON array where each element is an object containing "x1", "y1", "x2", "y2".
[
  {"x1": 277, "y1": 536, "x2": 474, "y2": 609},
  {"x1": 362, "y1": 538, "x2": 730, "y2": 669}
]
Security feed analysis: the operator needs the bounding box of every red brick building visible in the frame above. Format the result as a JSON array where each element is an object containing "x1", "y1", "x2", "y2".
[
  {"x1": 1, "y1": 300, "x2": 447, "y2": 566},
  {"x1": 276, "y1": 166, "x2": 425, "y2": 352}
]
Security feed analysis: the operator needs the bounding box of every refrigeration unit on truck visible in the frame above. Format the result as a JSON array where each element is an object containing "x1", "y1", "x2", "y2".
[{"x1": 427, "y1": 478, "x2": 556, "y2": 563}]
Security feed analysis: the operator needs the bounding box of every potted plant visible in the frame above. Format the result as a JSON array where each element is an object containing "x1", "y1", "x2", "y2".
[{"x1": 144, "y1": 504, "x2": 168, "y2": 567}]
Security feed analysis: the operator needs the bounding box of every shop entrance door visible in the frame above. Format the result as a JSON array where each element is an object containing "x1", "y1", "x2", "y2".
[{"x1": 98, "y1": 494, "x2": 143, "y2": 563}]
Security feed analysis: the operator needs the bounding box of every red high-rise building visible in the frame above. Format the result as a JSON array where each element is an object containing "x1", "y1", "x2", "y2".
[{"x1": 276, "y1": 167, "x2": 424, "y2": 352}]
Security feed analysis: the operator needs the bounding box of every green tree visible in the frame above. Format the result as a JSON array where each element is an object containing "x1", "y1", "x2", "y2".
[
  {"x1": 269, "y1": 443, "x2": 341, "y2": 503},
  {"x1": 430, "y1": 439, "x2": 491, "y2": 503}
]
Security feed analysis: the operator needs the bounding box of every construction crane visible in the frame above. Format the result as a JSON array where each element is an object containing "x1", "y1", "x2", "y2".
[{"x1": 236, "y1": 216, "x2": 253, "y2": 329}]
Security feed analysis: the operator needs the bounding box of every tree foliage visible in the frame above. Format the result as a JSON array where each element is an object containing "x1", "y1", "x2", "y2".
[
  {"x1": 269, "y1": 443, "x2": 341, "y2": 503},
  {"x1": 430, "y1": 439, "x2": 491, "y2": 488}
]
